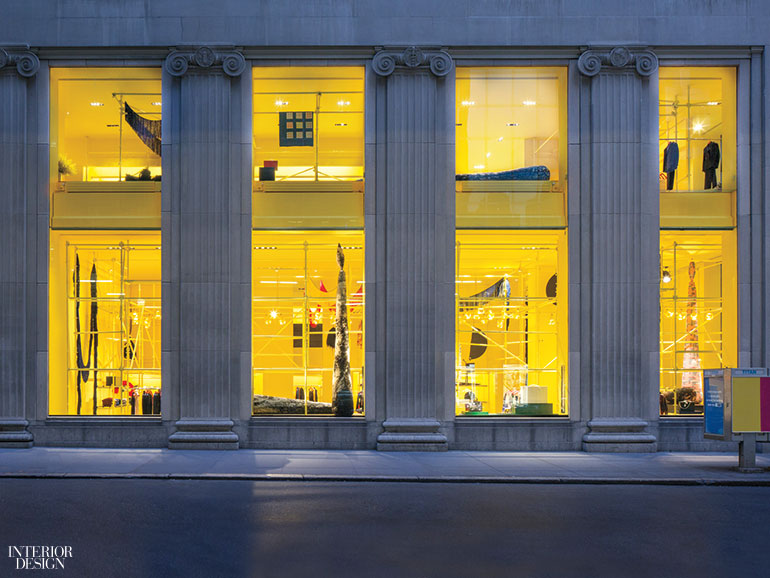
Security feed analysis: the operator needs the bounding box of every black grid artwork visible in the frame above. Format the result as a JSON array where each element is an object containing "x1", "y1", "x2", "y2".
[{"x1": 279, "y1": 111, "x2": 314, "y2": 147}]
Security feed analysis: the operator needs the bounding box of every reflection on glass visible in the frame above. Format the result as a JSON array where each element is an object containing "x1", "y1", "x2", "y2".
[
  {"x1": 455, "y1": 231, "x2": 568, "y2": 416},
  {"x1": 51, "y1": 68, "x2": 162, "y2": 183},
  {"x1": 659, "y1": 232, "x2": 737, "y2": 416},
  {"x1": 252, "y1": 233, "x2": 364, "y2": 415},
  {"x1": 49, "y1": 237, "x2": 161, "y2": 415}
]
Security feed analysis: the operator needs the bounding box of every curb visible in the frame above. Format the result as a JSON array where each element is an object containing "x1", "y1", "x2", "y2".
[{"x1": 2, "y1": 472, "x2": 770, "y2": 486}]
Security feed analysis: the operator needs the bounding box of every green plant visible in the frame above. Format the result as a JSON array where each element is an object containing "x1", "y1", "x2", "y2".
[{"x1": 58, "y1": 156, "x2": 76, "y2": 176}]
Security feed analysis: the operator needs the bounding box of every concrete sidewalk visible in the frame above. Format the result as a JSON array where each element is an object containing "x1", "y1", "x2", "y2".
[{"x1": 1, "y1": 448, "x2": 770, "y2": 485}]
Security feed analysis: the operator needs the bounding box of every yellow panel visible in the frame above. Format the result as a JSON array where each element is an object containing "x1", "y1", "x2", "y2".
[
  {"x1": 660, "y1": 192, "x2": 734, "y2": 228},
  {"x1": 52, "y1": 192, "x2": 161, "y2": 229},
  {"x1": 732, "y1": 377, "x2": 762, "y2": 432},
  {"x1": 253, "y1": 192, "x2": 363, "y2": 229},
  {"x1": 456, "y1": 192, "x2": 565, "y2": 228}
]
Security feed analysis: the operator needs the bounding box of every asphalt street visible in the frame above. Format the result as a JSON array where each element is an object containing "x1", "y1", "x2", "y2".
[{"x1": 1, "y1": 480, "x2": 768, "y2": 578}]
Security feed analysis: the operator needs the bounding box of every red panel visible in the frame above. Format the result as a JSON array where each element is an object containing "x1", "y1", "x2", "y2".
[{"x1": 761, "y1": 377, "x2": 770, "y2": 432}]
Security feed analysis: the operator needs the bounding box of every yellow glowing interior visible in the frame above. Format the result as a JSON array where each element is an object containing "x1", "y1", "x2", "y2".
[
  {"x1": 252, "y1": 231, "x2": 364, "y2": 414},
  {"x1": 659, "y1": 67, "x2": 736, "y2": 227},
  {"x1": 455, "y1": 230, "x2": 568, "y2": 416},
  {"x1": 253, "y1": 66, "x2": 364, "y2": 182},
  {"x1": 49, "y1": 231, "x2": 161, "y2": 416},
  {"x1": 659, "y1": 231, "x2": 737, "y2": 416},
  {"x1": 50, "y1": 67, "x2": 162, "y2": 183},
  {"x1": 456, "y1": 67, "x2": 567, "y2": 179}
]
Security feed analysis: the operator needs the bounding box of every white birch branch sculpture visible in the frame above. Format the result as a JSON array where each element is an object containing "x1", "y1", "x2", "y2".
[{"x1": 332, "y1": 244, "x2": 354, "y2": 416}]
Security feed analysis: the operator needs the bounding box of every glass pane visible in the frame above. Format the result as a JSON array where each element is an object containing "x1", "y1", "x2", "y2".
[
  {"x1": 456, "y1": 67, "x2": 567, "y2": 228},
  {"x1": 455, "y1": 231, "x2": 568, "y2": 416},
  {"x1": 49, "y1": 235, "x2": 162, "y2": 416},
  {"x1": 659, "y1": 67, "x2": 736, "y2": 228},
  {"x1": 659, "y1": 231, "x2": 737, "y2": 416},
  {"x1": 51, "y1": 67, "x2": 162, "y2": 183},
  {"x1": 252, "y1": 232, "x2": 364, "y2": 415}
]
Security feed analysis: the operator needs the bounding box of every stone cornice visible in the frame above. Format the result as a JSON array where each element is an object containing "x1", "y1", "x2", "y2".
[
  {"x1": 372, "y1": 46, "x2": 453, "y2": 77},
  {"x1": 0, "y1": 45, "x2": 40, "y2": 78},
  {"x1": 165, "y1": 46, "x2": 246, "y2": 77},
  {"x1": 578, "y1": 46, "x2": 658, "y2": 77}
]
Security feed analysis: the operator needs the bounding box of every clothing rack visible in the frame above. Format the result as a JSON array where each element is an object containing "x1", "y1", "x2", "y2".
[{"x1": 660, "y1": 90, "x2": 723, "y2": 191}]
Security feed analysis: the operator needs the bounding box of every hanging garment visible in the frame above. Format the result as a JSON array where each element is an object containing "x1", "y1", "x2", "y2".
[
  {"x1": 73, "y1": 255, "x2": 85, "y2": 415},
  {"x1": 355, "y1": 391, "x2": 364, "y2": 413},
  {"x1": 89, "y1": 264, "x2": 99, "y2": 415},
  {"x1": 295, "y1": 387, "x2": 305, "y2": 401},
  {"x1": 141, "y1": 391, "x2": 153, "y2": 415},
  {"x1": 702, "y1": 141, "x2": 720, "y2": 189},
  {"x1": 663, "y1": 141, "x2": 679, "y2": 191},
  {"x1": 152, "y1": 391, "x2": 161, "y2": 415}
]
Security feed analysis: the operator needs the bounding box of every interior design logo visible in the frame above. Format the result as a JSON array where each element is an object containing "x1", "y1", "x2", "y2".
[{"x1": 7, "y1": 546, "x2": 72, "y2": 570}]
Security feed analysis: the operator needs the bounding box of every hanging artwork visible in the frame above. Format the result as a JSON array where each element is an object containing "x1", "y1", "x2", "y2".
[
  {"x1": 124, "y1": 102, "x2": 161, "y2": 157},
  {"x1": 332, "y1": 245, "x2": 354, "y2": 416},
  {"x1": 279, "y1": 112, "x2": 314, "y2": 147}
]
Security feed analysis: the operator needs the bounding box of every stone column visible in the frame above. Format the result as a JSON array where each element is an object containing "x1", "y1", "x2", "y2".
[
  {"x1": 369, "y1": 47, "x2": 455, "y2": 451},
  {"x1": 0, "y1": 47, "x2": 41, "y2": 448},
  {"x1": 577, "y1": 47, "x2": 659, "y2": 451},
  {"x1": 163, "y1": 47, "x2": 251, "y2": 449}
]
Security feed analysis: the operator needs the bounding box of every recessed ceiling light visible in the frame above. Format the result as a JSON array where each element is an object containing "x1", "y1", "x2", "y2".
[
  {"x1": 90, "y1": 102, "x2": 104, "y2": 107},
  {"x1": 152, "y1": 101, "x2": 162, "y2": 106},
  {"x1": 473, "y1": 165, "x2": 485, "y2": 170},
  {"x1": 461, "y1": 100, "x2": 475, "y2": 106},
  {"x1": 337, "y1": 100, "x2": 350, "y2": 106},
  {"x1": 498, "y1": 136, "x2": 504, "y2": 142},
  {"x1": 334, "y1": 123, "x2": 347, "y2": 127},
  {"x1": 706, "y1": 101, "x2": 719, "y2": 106},
  {"x1": 692, "y1": 121, "x2": 705, "y2": 133},
  {"x1": 275, "y1": 99, "x2": 288, "y2": 107},
  {"x1": 522, "y1": 100, "x2": 536, "y2": 106},
  {"x1": 506, "y1": 122, "x2": 519, "y2": 127},
  {"x1": 486, "y1": 152, "x2": 492, "y2": 158}
]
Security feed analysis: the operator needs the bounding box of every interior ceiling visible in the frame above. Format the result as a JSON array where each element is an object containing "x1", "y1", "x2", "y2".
[
  {"x1": 455, "y1": 68, "x2": 563, "y2": 145},
  {"x1": 253, "y1": 67, "x2": 364, "y2": 143},
  {"x1": 57, "y1": 75, "x2": 161, "y2": 140}
]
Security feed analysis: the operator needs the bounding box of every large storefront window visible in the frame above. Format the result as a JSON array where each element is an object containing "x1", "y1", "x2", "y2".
[
  {"x1": 252, "y1": 67, "x2": 364, "y2": 416},
  {"x1": 659, "y1": 68, "x2": 737, "y2": 417},
  {"x1": 49, "y1": 68, "x2": 162, "y2": 416},
  {"x1": 659, "y1": 233, "x2": 737, "y2": 415},
  {"x1": 455, "y1": 67, "x2": 568, "y2": 416}
]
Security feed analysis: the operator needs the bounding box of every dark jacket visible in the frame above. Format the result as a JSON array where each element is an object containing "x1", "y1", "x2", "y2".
[
  {"x1": 663, "y1": 141, "x2": 679, "y2": 172},
  {"x1": 703, "y1": 141, "x2": 720, "y2": 171}
]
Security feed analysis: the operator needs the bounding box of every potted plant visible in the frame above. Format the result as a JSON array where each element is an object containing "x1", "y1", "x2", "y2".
[{"x1": 58, "y1": 156, "x2": 76, "y2": 181}]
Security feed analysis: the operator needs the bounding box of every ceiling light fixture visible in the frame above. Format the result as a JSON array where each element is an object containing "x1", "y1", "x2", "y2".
[
  {"x1": 661, "y1": 268, "x2": 672, "y2": 283},
  {"x1": 90, "y1": 102, "x2": 104, "y2": 107},
  {"x1": 152, "y1": 101, "x2": 162, "y2": 106},
  {"x1": 498, "y1": 136, "x2": 504, "y2": 142},
  {"x1": 461, "y1": 100, "x2": 475, "y2": 106},
  {"x1": 337, "y1": 100, "x2": 350, "y2": 106},
  {"x1": 706, "y1": 101, "x2": 719, "y2": 106},
  {"x1": 473, "y1": 164, "x2": 485, "y2": 170},
  {"x1": 523, "y1": 100, "x2": 536, "y2": 106},
  {"x1": 506, "y1": 122, "x2": 519, "y2": 127},
  {"x1": 692, "y1": 121, "x2": 705, "y2": 133},
  {"x1": 274, "y1": 99, "x2": 288, "y2": 107},
  {"x1": 334, "y1": 123, "x2": 347, "y2": 127}
]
